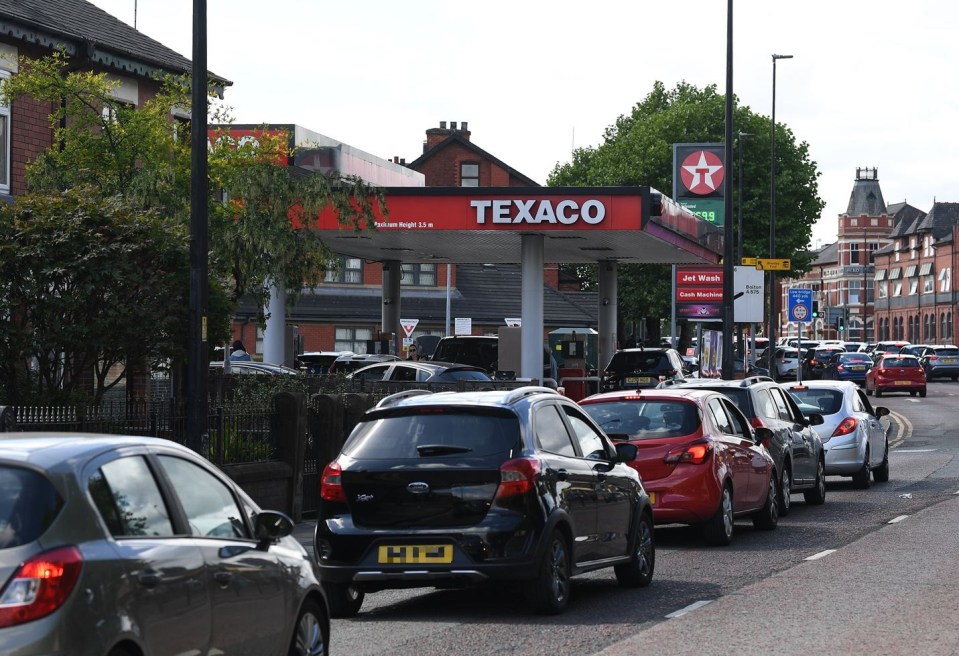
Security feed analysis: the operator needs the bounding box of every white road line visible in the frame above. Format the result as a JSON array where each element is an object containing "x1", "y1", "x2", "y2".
[
  {"x1": 665, "y1": 600, "x2": 713, "y2": 619},
  {"x1": 888, "y1": 515, "x2": 910, "y2": 524},
  {"x1": 895, "y1": 448, "x2": 937, "y2": 453},
  {"x1": 907, "y1": 398, "x2": 921, "y2": 403},
  {"x1": 953, "y1": 490, "x2": 959, "y2": 495},
  {"x1": 805, "y1": 549, "x2": 837, "y2": 561}
]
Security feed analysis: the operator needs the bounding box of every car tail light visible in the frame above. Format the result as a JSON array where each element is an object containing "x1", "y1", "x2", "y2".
[
  {"x1": 749, "y1": 416, "x2": 767, "y2": 429},
  {"x1": 831, "y1": 417, "x2": 858, "y2": 437},
  {"x1": 495, "y1": 457, "x2": 542, "y2": 499},
  {"x1": 929, "y1": 355, "x2": 939, "y2": 361},
  {"x1": 664, "y1": 440, "x2": 712, "y2": 465},
  {"x1": 320, "y1": 461, "x2": 347, "y2": 503},
  {"x1": 837, "y1": 364, "x2": 846, "y2": 371},
  {"x1": 0, "y1": 546, "x2": 83, "y2": 628}
]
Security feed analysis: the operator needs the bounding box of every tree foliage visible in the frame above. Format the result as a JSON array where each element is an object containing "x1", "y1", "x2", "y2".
[{"x1": 549, "y1": 81, "x2": 824, "y2": 343}]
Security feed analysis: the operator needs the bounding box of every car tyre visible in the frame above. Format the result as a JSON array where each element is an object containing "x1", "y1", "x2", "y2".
[
  {"x1": 778, "y1": 466, "x2": 791, "y2": 516},
  {"x1": 322, "y1": 581, "x2": 364, "y2": 618},
  {"x1": 289, "y1": 599, "x2": 329, "y2": 656},
  {"x1": 803, "y1": 457, "x2": 827, "y2": 505},
  {"x1": 919, "y1": 388, "x2": 927, "y2": 398},
  {"x1": 873, "y1": 441, "x2": 890, "y2": 483},
  {"x1": 852, "y1": 448, "x2": 872, "y2": 489},
  {"x1": 875, "y1": 388, "x2": 882, "y2": 398},
  {"x1": 703, "y1": 485, "x2": 734, "y2": 546},
  {"x1": 615, "y1": 512, "x2": 655, "y2": 588},
  {"x1": 525, "y1": 530, "x2": 571, "y2": 614},
  {"x1": 752, "y1": 474, "x2": 779, "y2": 530}
]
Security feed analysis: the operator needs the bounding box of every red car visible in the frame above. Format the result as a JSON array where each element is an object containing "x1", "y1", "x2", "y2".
[
  {"x1": 865, "y1": 354, "x2": 927, "y2": 397},
  {"x1": 579, "y1": 388, "x2": 778, "y2": 546}
]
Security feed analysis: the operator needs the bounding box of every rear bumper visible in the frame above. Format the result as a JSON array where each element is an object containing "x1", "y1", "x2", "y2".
[
  {"x1": 926, "y1": 365, "x2": 959, "y2": 378},
  {"x1": 823, "y1": 435, "x2": 866, "y2": 475},
  {"x1": 643, "y1": 470, "x2": 724, "y2": 524}
]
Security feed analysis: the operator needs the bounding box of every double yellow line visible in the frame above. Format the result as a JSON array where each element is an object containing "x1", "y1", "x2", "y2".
[{"x1": 886, "y1": 410, "x2": 912, "y2": 449}]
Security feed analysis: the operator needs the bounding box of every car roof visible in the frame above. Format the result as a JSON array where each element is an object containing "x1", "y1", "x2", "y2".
[
  {"x1": 781, "y1": 380, "x2": 857, "y2": 392},
  {"x1": 0, "y1": 433, "x2": 189, "y2": 469},
  {"x1": 209, "y1": 361, "x2": 299, "y2": 374},
  {"x1": 579, "y1": 388, "x2": 715, "y2": 404},
  {"x1": 370, "y1": 385, "x2": 560, "y2": 411}
]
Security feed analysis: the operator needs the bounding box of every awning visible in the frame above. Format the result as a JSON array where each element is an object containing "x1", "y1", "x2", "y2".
[
  {"x1": 919, "y1": 262, "x2": 932, "y2": 276},
  {"x1": 889, "y1": 267, "x2": 902, "y2": 280},
  {"x1": 905, "y1": 265, "x2": 917, "y2": 278},
  {"x1": 874, "y1": 269, "x2": 886, "y2": 281}
]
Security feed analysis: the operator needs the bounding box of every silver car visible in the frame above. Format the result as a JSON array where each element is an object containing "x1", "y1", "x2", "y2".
[
  {"x1": 781, "y1": 381, "x2": 890, "y2": 489},
  {"x1": 768, "y1": 347, "x2": 804, "y2": 380},
  {"x1": 0, "y1": 433, "x2": 329, "y2": 656}
]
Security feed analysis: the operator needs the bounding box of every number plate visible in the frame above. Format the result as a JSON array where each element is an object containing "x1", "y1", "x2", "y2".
[
  {"x1": 377, "y1": 545, "x2": 452, "y2": 565},
  {"x1": 851, "y1": 365, "x2": 865, "y2": 370},
  {"x1": 894, "y1": 380, "x2": 912, "y2": 385},
  {"x1": 648, "y1": 492, "x2": 656, "y2": 505},
  {"x1": 626, "y1": 377, "x2": 652, "y2": 385},
  {"x1": 942, "y1": 358, "x2": 957, "y2": 364}
]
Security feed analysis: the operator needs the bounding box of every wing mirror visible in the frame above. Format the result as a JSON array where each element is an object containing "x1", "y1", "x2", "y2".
[
  {"x1": 754, "y1": 426, "x2": 774, "y2": 445},
  {"x1": 805, "y1": 412, "x2": 825, "y2": 426},
  {"x1": 615, "y1": 442, "x2": 638, "y2": 462},
  {"x1": 874, "y1": 406, "x2": 890, "y2": 418}
]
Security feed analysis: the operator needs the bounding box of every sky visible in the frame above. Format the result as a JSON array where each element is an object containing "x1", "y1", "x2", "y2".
[{"x1": 89, "y1": 0, "x2": 958, "y2": 250}]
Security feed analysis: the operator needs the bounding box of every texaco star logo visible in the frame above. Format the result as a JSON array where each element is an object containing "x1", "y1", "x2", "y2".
[{"x1": 680, "y1": 150, "x2": 725, "y2": 195}]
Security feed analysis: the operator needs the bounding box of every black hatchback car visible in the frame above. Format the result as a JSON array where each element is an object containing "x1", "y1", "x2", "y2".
[
  {"x1": 315, "y1": 387, "x2": 654, "y2": 616},
  {"x1": 601, "y1": 348, "x2": 688, "y2": 391}
]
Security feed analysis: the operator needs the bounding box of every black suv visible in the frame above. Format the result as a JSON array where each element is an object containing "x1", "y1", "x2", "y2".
[
  {"x1": 601, "y1": 347, "x2": 688, "y2": 391},
  {"x1": 801, "y1": 347, "x2": 846, "y2": 380},
  {"x1": 315, "y1": 386, "x2": 654, "y2": 616},
  {"x1": 676, "y1": 377, "x2": 826, "y2": 515}
]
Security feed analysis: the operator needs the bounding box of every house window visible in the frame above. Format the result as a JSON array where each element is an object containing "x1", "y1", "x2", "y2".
[
  {"x1": 908, "y1": 278, "x2": 918, "y2": 296},
  {"x1": 401, "y1": 263, "x2": 436, "y2": 286},
  {"x1": 940, "y1": 267, "x2": 951, "y2": 293},
  {"x1": 0, "y1": 70, "x2": 9, "y2": 195},
  {"x1": 849, "y1": 243, "x2": 860, "y2": 265},
  {"x1": 869, "y1": 242, "x2": 879, "y2": 263},
  {"x1": 460, "y1": 162, "x2": 479, "y2": 187},
  {"x1": 923, "y1": 276, "x2": 934, "y2": 294},
  {"x1": 325, "y1": 257, "x2": 363, "y2": 283},
  {"x1": 848, "y1": 280, "x2": 860, "y2": 305},
  {"x1": 878, "y1": 281, "x2": 888, "y2": 299},
  {"x1": 893, "y1": 282, "x2": 902, "y2": 296},
  {"x1": 335, "y1": 326, "x2": 373, "y2": 353}
]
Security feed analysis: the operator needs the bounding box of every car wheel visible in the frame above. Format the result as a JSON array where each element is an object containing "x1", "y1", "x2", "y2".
[
  {"x1": 919, "y1": 388, "x2": 927, "y2": 398},
  {"x1": 525, "y1": 529, "x2": 571, "y2": 614},
  {"x1": 778, "y1": 466, "x2": 792, "y2": 517},
  {"x1": 852, "y1": 448, "x2": 872, "y2": 489},
  {"x1": 865, "y1": 383, "x2": 873, "y2": 396},
  {"x1": 108, "y1": 648, "x2": 135, "y2": 656},
  {"x1": 951, "y1": 375, "x2": 958, "y2": 382},
  {"x1": 703, "y1": 485, "x2": 734, "y2": 546},
  {"x1": 289, "y1": 599, "x2": 329, "y2": 656},
  {"x1": 873, "y1": 441, "x2": 890, "y2": 483},
  {"x1": 615, "y1": 512, "x2": 655, "y2": 588},
  {"x1": 803, "y1": 457, "x2": 827, "y2": 505},
  {"x1": 752, "y1": 474, "x2": 779, "y2": 530},
  {"x1": 875, "y1": 388, "x2": 882, "y2": 398},
  {"x1": 910, "y1": 390, "x2": 917, "y2": 397},
  {"x1": 321, "y1": 581, "x2": 364, "y2": 618}
]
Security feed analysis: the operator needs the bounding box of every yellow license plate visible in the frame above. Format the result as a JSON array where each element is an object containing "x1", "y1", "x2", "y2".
[
  {"x1": 626, "y1": 377, "x2": 652, "y2": 385},
  {"x1": 942, "y1": 358, "x2": 957, "y2": 364},
  {"x1": 894, "y1": 380, "x2": 912, "y2": 385},
  {"x1": 648, "y1": 492, "x2": 656, "y2": 505},
  {"x1": 851, "y1": 365, "x2": 865, "y2": 370},
  {"x1": 377, "y1": 545, "x2": 452, "y2": 565}
]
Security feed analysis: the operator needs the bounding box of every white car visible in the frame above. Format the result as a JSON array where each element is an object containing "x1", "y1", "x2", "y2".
[
  {"x1": 768, "y1": 347, "x2": 804, "y2": 380},
  {"x1": 781, "y1": 380, "x2": 890, "y2": 489}
]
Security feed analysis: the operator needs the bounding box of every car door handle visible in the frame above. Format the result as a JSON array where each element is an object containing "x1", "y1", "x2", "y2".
[
  {"x1": 213, "y1": 570, "x2": 233, "y2": 586},
  {"x1": 555, "y1": 469, "x2": 569, "y2": 481},
  {"x1": 137, "y1": 572, "x2": 161, "y2": 589}
]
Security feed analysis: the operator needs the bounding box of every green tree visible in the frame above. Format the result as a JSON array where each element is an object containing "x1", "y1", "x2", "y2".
[{"x1": 549, "y1": 81, "x2": 824, "y2": 345}]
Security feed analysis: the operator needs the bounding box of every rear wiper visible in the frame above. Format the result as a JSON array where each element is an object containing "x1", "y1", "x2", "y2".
[{"x1": 416, "y1": 444, "x2": 473, "y2": 456}]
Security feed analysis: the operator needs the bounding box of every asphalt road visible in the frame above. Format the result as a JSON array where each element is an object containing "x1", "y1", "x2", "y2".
[{"x1": 297, "y1": 381, "x2": 959, "y2": 655}]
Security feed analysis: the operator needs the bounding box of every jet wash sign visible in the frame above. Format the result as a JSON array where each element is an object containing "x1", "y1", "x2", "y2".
[
  {"x1": 672, "y1": 143, "x2": 725, "y2": 228},
  {"x1": 676, "y1": 265, "x2": 723, "y2": 321}
]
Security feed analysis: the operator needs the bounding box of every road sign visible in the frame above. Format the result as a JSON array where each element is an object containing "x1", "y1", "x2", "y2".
[
  {"x1": 755, "y1": 258, "x2": 791, "y2": 271},
  {"x1": 400, "y1": 318, "x2": 419, "y2": 338},
  {"x1": 741, "y1": 257, "x2": 758, "y2": 266},
  {"x1": 788, "y1": 288, "x2": 813, "y2": 323},
  {"x1": 733, "y1": 266, "x2": 764, "y2": 323}
]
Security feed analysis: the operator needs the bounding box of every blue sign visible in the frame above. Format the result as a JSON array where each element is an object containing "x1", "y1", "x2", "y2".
[{"x1": 788, "y1": 288, "x2": 813, "y2": 323}]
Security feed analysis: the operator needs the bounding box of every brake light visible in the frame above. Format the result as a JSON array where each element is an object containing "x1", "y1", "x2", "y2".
[
  {"x1": 831, "y1": 417, "x2": 858, "y2": 437},
  {"x1": 664, "y1": 440, "x2": 712, "y2": 465},
  {"x1": 837, "y1": 365, "x2": 845, "y2": 371},
  {"x1": 320, "y1": 461, "x2": 347, "y2": 503},
  {"x1": 750, "y1": 416, "x2": 767, "y2": 429},
  {"x1": 929, "y1": 355, "x2": 939, "y2": 361},
  {"x1": 495, "y1": 457, "x2": 542, "y2": 498},
  {"x1": 0, "y1": 546, "x2": 82, "y2": 628}
]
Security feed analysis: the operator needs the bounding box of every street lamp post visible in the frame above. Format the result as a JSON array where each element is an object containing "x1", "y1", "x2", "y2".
[
  {"x1": 737, "y1": 132, "x2": 753, "y2": 265},
  {"x1": 769, "y1": 53, "x2": 792, "y2": 352}
]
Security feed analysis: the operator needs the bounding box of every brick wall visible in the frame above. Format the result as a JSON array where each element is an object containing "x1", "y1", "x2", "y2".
[{"x1": 10, "y1": 95, "x2": 54, "y2": 196}]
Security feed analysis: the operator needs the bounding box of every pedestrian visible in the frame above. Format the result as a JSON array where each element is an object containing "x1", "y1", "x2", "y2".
[
  {"x1": 406, "y1": 344, "x2": 418, "y2": 361},
  {"x1": 230, "y1": 339, "x2": 252, "y2": 361}
]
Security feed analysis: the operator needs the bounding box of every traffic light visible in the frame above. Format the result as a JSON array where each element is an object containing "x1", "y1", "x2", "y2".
[
  {"x1": 837, "y1": 317, "x2": 845, "y2": 333},
  {"x1": 812, "y1": 301, "x2": 820, "y2": 318}
]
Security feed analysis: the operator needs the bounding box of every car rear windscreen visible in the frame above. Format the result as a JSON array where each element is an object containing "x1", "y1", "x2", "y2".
[
  {"x1": 0, "y1": 466, "x2": 64, "y2": 549},
  {"x1": 609, "y1": 352, "x2": 671, "y2": 372},
  {"x1": 787, "y1": 389, "x2": 843, "y2": 415},
  {"x1": 581, "y1": 400, "x2": 700, "y2": 438},
  {"x1": 344, "y1": 408, "x2": 520, "y2": 459}
]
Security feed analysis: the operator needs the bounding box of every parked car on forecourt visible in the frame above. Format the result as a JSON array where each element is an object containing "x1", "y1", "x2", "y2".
[
  {"x1": 673, "y1": 377, "x2": 826, "y2": 515},
  {"x1": 865, "y1": 354, "x2": 927, "y2": 397},
  {"x1": 315, "y1": 386, "x2": 654, "y2": 616},
  {"x1": 783, "y1": 380, "x2": 890, "y2": 488},
  {"x1": 600, "y1": 347, "x2": 689, "y2": 391},
  {"x1": 918, "y1": 344, "x2": 959, "y2": 381},
  {"x1": 578, "y1": 387, "x2": 779, "y2": 546},
  {"x1": 0, "y1": 434, "x2": 329, "y2": 656},
  {"x1": 821, "y1": 351, "x2": 874, "y2": 383},
  {"x1": 209, "y1": 360, "x2": 300, "y2": 376},
  {"x1": 346, "y1": 360, "x2": 492, "y2": 383},
  {"x1": 295, "y1": 350, "x2": 353, "y2": 375},
  {"x1": 327, "y1": 353, "x2": 400, "y2": 376}
]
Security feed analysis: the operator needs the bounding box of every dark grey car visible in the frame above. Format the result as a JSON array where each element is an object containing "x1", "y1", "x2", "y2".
[
  {"x1": 676, "y1": 377, "x2": 827, "y2": 515},
  {"x1": 0, "y1": 434, "x2": 328, "y2": 656}
]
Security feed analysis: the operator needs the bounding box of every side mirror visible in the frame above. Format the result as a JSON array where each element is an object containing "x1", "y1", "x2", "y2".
[
  {"x1": 805, "y1": 412, "x2": 825, "y2": 426},
  {"x1": 615, "y1": 442, "x2": 638, "y2": 462},
  {"x1": 754, "y1": 426, "x2": 774, "y2": 445},
  {"x1": 874, "y1": 406, "x2": 890, "y2": 418},
  {"x1": 253, "y1": 509, "x2": 294, "y2": 549}
]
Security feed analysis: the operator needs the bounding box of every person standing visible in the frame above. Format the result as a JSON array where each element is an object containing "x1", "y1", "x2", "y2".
[{"x1": 230, "y1": 340, "x2": 252, "y2": 361}]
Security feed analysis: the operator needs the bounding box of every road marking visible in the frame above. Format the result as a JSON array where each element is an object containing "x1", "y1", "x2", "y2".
[
  {"x1": 665, "y1": 600, "x2": 713, "y2": 618},
  {"x1": 888, "y1": 515, "x2": 910, "y2": 524},
  {"x1": 805, "y1": 549, "x2": 837, "y2": 561},
  {"x1": 906, "y1": 398, "x2": 920, "y2": 402},
  {"x1": 953, "y1": 490, "x2": 959, "y2": 495},
  {"x1": 894, "y1": 448, "x2": 937, "y2": 453},
  {"x1": 887, "y1": 411, "x2": 912, "y2": 448}
]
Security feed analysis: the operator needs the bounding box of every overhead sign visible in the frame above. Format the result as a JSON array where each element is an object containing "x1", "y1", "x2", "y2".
[
  {"x1": 400, "y1": 318, "x2": 419, "y2": 338},
  {"x1": 733, "y1": 266, "x2": 764, "y2": 323},
  {"x1": 756, "y1": 258, "x2": 791, "y2": 271}
]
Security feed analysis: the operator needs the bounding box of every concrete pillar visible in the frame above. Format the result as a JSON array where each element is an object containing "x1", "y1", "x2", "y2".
[
  {"x1": 381, "y1": 260, "x2": 402, "y2": 354},
  {"x1": 598, "y1": 260, "x2": 618, "y2": 372},
  {"x1": 521, "y1": 235, "x2": 545, "y2": 381}
]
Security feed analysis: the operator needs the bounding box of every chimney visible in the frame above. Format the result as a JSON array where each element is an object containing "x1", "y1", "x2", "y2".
[
  {"x1": 450, "y1": 121, "x2": 457, "y2": 130},
  {"x1": 425, "y1": 120, "x2": 454, "y2": 150}
]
